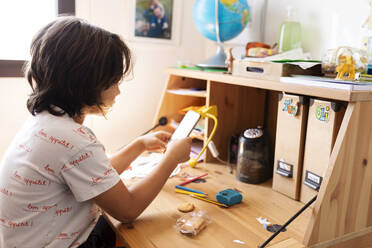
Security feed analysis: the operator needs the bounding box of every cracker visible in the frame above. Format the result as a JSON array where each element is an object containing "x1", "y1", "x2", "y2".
[{"x1": 177, "y1": 202, "x2": 195, "y2": 213}]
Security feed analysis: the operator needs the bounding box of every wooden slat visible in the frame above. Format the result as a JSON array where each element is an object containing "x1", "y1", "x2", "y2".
[
  {"x1": 303, "y1": 101, "x2": 372, "y2": 246},
  {"x1": 309, "y1": 226, "x2": 372, "y2": 248},
  {"x1": 166, "y1": 68, "x2": 372, "y2": 102},
  {"x1": 264, "y1": 90, "x2": 280, "y2": 173},
  {"x1": 268, "y1": 238, "x2": 305, "y2": 248}
]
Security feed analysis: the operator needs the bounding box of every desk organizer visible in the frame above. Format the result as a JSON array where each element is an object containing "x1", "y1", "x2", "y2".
[
  {"x1": 272, "y1": 93, "x2": 309, "y2": 200},
  {"x1": 300, "y1": 99, "x2": 345, "y2": 203},
  {"x1": 232, "y1": 60, "x2": 322, "y2": 81}
]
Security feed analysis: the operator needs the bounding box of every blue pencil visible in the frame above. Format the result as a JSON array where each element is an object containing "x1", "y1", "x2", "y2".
[{"x1": 175, "y1": 185, "x2": 206, "y2": 195}]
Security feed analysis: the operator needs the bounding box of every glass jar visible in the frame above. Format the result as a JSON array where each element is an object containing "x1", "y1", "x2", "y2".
[
  {"x1": 321, "y1": 46, "x2": 368, "y2": 78},
  {"x1": 236, "y1": 128, "x2": 271, "y2": 184}
]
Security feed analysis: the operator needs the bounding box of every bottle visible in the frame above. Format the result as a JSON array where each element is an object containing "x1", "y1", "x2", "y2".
[{"x1": 278, "y1": 6, "x2": 302, "y2": 53}]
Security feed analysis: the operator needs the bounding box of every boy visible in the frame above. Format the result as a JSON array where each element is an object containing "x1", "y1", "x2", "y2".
[
  {"x1": 148, "y1": 6, "x2": 169, "y2": 38},
  {"x1": 0, "y1": 17, "x2": 191, "y2": 247}
]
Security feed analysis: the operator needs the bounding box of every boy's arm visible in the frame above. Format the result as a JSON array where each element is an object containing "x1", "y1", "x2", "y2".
[
  {"x1": 94, "y1": 137, "x2": 192, "y2": 222},
  {"x1": 109, "y1": 139, "x2": 145, "y2": 175},
  {"x1": 109, "y1": 131, "x2": 170, "y2": 175},
  {"x1": 95, "y1": 155, "x2": 177, "y2": 222}
]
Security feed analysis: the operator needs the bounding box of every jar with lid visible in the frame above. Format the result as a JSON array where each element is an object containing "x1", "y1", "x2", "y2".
[{"x1": 236, "y1": 127, "x2": 271, "y2": 184}]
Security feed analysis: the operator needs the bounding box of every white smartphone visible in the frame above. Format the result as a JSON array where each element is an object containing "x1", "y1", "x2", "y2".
[{"x1": 170, "y1": 110, "x2": 201, "y2": 141}]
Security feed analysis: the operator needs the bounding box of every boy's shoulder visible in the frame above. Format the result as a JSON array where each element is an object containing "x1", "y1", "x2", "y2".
[{"x1": 33, "y1": 112, "x2": 99, "y2": 151}]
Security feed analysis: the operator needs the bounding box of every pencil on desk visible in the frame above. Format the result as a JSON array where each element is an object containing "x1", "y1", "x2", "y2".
[
  {"x1": 179, "y1": 173, "x2": 208, "y2": 186},
  {"x1": 175, "y1": 185, "x2": 206, "y2": 195},
  {"x1": 190, "y1": 194, "x2": 229, "y2": 208},
  {"x1": 175, "y1": 188, "x2": 207, "y2": 198}
]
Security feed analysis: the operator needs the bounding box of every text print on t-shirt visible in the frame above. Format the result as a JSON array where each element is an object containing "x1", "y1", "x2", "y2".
[
  {"x1": 90, "y1": 167, "x2": 114, "y2": 186},
  {"x1": 61, "y1": 151, "x2": 94, "y2": 173},
  {"x1": 0, "y1": 187, "x2": 14, "y2": 197},
  {"x1": 44, "y1": 164, "x2": 56, "y2": 175},
  {"x1": 34, "y1": 129, "x2": 75, "y2": 150},
  {"x1": 73, "y1": 127, "x2": 97, "y2": 144},
  {"x1": 18, "y1": 144, "x2": 32, "y2": 153},
  {"x1": 23, "y1": 203, "x2": 57, "y2": 213},
  {"x1": 0, "y1": 217, "x2": 33, "y2": 229},
  {"x1": 55, "y1": 206, "x2": 72, "y2": 216},
  {"x1": 56, "y1": 229, "x2": 82, "y2": 242},
  {"x1": 12, "y1": 170, "x2": 51, "y2": 186}
]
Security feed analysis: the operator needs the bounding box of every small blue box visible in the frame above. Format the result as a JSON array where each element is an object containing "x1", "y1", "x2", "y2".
[{"x1": 216, "y1": 189, "x2": 242, "y2": 206}]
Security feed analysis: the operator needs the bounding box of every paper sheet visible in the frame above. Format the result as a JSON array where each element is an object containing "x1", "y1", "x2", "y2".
[
  {"x1": 120, "y1": 153, "x2": 181, "y2": 180},
  {"x1": 241, "y1": 48, "x2": 312, "y2": 62}
]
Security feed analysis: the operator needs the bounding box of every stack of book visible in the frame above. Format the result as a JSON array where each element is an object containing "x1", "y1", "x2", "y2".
[{"x1": 358, "y1": 74, "x2": 372, "y2": 82}]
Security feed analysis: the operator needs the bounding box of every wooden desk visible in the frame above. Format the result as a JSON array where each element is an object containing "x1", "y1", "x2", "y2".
[
  {"x1": 108, "y1": 68, "x2": 372, "y2": 247},
  {"x1": 105, "y1": 163, "x2": 310, "y2": 248}
]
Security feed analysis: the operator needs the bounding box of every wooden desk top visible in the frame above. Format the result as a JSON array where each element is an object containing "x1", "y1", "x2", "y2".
[
  {"x1": 166, "y1": 68, "x2": 372, "y2": 102},
  {"x1": 105, "y1": 163, "x2": 311, "y2": 248}
]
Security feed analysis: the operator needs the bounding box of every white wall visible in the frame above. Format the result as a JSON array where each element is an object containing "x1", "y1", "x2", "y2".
[
  {"x1": 205, "y1": 0, "x2": 371, "y2": 60},
  {"x1": 264, "y1": 0, "x2": 370, "y2": 59},
  {"x1": 0, "y1": 78, "x2": 31, "y2": 158}
]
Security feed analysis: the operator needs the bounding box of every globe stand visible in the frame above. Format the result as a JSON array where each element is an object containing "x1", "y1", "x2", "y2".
[
  {"x1": 195, "y1": 0, "x2": 227, "y2": 70},
  {"x1": 196, "y1": 43, "x2": 227, "y2": 69}
]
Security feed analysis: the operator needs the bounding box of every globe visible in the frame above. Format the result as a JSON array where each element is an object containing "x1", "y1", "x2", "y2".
[
  {"x1": 193, "y1": 0, "x2": 250, "y2": 68},
  {"x1": 193, "y1": 0, "x2": 250, "y2": 42}
]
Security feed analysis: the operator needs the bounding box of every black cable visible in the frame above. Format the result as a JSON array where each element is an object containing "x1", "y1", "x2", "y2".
[
  {"x1": 117, "y1": 117, "x2": 168, "y2": 151},
  {"x1": 258, "y1": 195, "x2": 317, "y2": 248},
  {"x1": 141, "y1": 116, "x2": 167, "y2": 135}
]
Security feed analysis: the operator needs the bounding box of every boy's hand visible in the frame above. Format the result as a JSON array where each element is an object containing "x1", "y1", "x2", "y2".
[
  {"x1": 137, "y1": 131, "x2": 171, "y2": 152},
  {"x1": 165, "y1": 137, "x2": 192, "y2": 165}
]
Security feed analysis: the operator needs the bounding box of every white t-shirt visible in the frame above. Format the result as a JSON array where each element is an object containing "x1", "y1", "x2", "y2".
[{"x1": 0, "y1": 111, "x2": 120, "y2": 247}]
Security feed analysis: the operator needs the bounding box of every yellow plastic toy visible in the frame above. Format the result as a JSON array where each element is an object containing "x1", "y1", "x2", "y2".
[
  {"x1": 335, "y1": 54, "x2": 356, "y2": 80},
  {"x1": 188, "y1": 105, "x2": 218, "y2": 167}
]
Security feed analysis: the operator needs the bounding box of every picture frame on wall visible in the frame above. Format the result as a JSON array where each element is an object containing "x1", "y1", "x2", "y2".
[{"x1": 131, "y1": 0, "x2": 182, "y2": 45}]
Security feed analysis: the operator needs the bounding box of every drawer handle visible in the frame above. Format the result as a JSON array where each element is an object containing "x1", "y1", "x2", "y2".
[{"x1": 246, "y1": 66, "x2": 264, "y2": 73}]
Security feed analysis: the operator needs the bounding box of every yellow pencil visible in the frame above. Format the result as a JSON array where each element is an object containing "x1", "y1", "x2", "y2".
[
  {"x1": 175, "y1": 188, "x2": 207, "y2": 198},
  {"x1": 190, "y1": 194, "x2": 229, "y2": 208}
]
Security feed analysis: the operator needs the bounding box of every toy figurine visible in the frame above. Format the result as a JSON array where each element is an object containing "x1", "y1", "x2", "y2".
[
  {"x1": 225, "y1": 47, "x2": 234, "y2": 74},
  {"x1": 335, "y1": 54, "x2": 356, "y2": 80}
]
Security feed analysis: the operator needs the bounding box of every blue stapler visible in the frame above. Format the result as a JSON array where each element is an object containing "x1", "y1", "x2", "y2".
[{"x1": 216, "y1": 189, "x2": 242, "y2": 206}]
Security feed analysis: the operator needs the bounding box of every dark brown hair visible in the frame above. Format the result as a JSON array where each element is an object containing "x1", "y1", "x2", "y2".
[{"x1": 25, "y1": 16, "x2": 131, "y2": 118}]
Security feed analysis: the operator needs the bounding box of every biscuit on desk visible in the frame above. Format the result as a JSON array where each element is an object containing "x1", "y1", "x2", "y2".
[{"x1": 177, "y1": 202, "x2": 195, "y2": 213}]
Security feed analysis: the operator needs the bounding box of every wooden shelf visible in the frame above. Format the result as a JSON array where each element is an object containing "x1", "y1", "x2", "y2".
[
  {"x1": 165, "y1": 67, "x2": 372, "y2": 102},
  {"x1": 167, "y1": 89, "x2": 206, "y2": 98}
]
